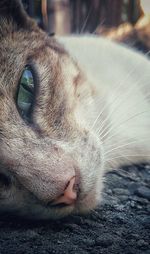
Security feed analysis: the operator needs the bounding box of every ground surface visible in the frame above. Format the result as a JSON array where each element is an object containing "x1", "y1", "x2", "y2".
[{"x1": 0, "y1": 164, "x2": 149, "y2": 254}]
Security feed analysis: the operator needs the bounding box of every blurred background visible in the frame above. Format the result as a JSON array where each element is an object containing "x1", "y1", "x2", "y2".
[{"x1": 21, "y1": 0, "x2": 150, "y2": 53}]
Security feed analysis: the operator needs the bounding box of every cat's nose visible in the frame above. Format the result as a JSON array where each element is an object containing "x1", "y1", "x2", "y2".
[{"x1": 51, "y1": 176, "x2": 77, "y2": 206}]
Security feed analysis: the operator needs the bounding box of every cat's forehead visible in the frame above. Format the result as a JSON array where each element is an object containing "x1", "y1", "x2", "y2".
[
  {"x1": 0, "y1": 0, "x2": 80, "y2": 86},
  {"x1": 0, "y1": 24, "x2": 65, "y2": 60},
  {"x1": 0, "y1": 27, "x2": 79, "y2": 91},
  {"x1": 0, "y1": 26, "x2": 82, "y2": 125}
]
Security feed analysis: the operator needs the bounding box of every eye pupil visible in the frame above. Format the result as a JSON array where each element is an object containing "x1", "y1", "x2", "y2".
[
  {"x1": 22, "y1": 69, "x2": 34, "y2": 93},
  {"x1": 17, "y1": 66, "x2": 35, "y2": 121}
]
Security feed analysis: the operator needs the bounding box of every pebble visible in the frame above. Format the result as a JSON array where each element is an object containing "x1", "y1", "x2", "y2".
[
  {"x1": 137, "y1": 239, "x2": 149, "y2": 249},
  {"x1": 140, "y1": 218, "x2": 150, "y2": 229},
  {"x1": 95, "y1": 236, "x2": 113, "y2": 247},
  {"x1": 25, "y1": 230, "x2": 39, "y2": 239},
  {"x1": 129, "y1": 200, "x2": 136, "y2": 208},
  {"x1": 82, "y1": 239, "x2": 95, "y2": 246},
  {"x1": 119, "y1": 195, "x2": 129, "y2": 201},
  {"x1": 135, "y1": 186, "x2": 150, "y2": 200},
  {"x1": 114, "y1": 204, "x2": 126, "y2": 212},
  {"x1": 131, "y1": 195, "x2": 149, "y2": 204},
  {"x1": 145, "y1": 165, "x2": 150, "y2": 170},
  {"x1": 106, "y1": 189, "x2": 113, "y2": 195},
  {"x1": 113, "y1": 188, "x2": 130, "y2": 196},
  {"x1": 147, "y1": 204, "x2": 150, "y2": 212}
]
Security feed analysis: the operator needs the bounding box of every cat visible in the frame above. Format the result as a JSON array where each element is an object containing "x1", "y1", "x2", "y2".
[
  {"x1": 96, "y1": 13, "x2": 150, "y2": 54},
  {"x1": 0, "y1": 0, "x2": 150, "y2": 220}
]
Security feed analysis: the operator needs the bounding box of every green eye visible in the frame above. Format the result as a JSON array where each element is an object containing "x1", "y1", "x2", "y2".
[{"x1": 17, "y1": 66, "x2": 35, "y2": 120}]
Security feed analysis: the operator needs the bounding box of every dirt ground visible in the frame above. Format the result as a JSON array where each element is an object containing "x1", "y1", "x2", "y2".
[{"x1": 0, "y1": 164, "x2": 149, "y2": 254}]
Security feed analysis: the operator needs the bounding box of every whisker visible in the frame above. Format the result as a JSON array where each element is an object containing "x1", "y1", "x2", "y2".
[
  {"x1": 92, "y1": 72, "x2": 149, "y2": 134},
  {"x1": 97, "y1": 78, "x2": 148, "y2": 138},
  {"x1": 92, "y1": 18, "x2": 105, "y2": 34},
  {"x1": 105, "y1": 154, "x2": 150, "y2": 162},
  {"x1": 105, "y1": 155, "x2": 135, "y2": 169},
  {"x1": 99, "y1": 110, "x2": 148, "y2": 141},
  {"x1": 104, "y1": 138, "x2": 150, "y2": 155},
  {"x1": 80, "y1": 6, "x2": 93, "y2": 34},
  {"x1": 144, "y1": 50, "x2": 150, "y2": 57},
  {"x1": 90, "y1": 97, "x2": 107, "y2": 130},
  {"x1": 91, "y1": 49, "x2": 150, "y2": 133},
  {"x1": 104, "y1": 137, "x2": 150, "y2": 149},
  {"x1": 102, "y1": 124, "x2": 149, "y2": 146}
]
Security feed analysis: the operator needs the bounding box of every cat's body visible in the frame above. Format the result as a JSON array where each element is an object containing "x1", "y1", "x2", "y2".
[{"x1": 0, "y1": 0, "x2": 150, "y2": 219}]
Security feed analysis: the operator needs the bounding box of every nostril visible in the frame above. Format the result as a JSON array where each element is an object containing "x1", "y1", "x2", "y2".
[
  {"x1": 0, "y1": 173, "x2": 11, "y2": 188},
  {"x1": 50, "y1": 176, "x2": 77, "y2": 207}
]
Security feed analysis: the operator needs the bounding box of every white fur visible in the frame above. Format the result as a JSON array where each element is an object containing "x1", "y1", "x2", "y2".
[{"x1": 58, "y1": 36, "x2": 150, "y2": 168}]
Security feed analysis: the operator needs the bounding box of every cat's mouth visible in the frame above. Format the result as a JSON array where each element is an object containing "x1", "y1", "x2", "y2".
[
  {"x1": 0, "y1": 163, "x2": 101, "y2": 220},
  {"x1": 45, "y1": 191, "x2": 99, "y2": 219},
  {"x1": 41, "y1": 181, "x2": 100, "y2": 219}
]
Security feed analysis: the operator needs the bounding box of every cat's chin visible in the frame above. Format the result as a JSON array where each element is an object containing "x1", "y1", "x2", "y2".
[{"x1": 8, "y1": 183, "x2": 101, "y2": 220}]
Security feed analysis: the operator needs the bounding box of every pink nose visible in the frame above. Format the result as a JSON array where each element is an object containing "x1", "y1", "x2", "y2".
[{"x1": 51, "y1": 176, "x2": 77, "y2": 206}]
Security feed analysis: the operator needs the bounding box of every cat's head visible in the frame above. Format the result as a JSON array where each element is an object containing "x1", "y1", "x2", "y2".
[{"x1": 0, "y1": 0, "x2": 104, "y2": 219}]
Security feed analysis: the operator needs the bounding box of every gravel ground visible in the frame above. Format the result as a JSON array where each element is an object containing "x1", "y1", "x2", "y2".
[{"x1": 0, "y1": 164, "x2": 149, "y2": 254}]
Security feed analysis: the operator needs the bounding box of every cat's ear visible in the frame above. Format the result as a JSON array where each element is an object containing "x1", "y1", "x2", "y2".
[{"x1": 0, "y1": 0, "x2": 38, "y2": 31}]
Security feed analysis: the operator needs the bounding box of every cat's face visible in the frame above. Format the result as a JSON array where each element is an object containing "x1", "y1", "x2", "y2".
[{"x1": 0, "y1": 0, "x2": 104, "y2": 219}]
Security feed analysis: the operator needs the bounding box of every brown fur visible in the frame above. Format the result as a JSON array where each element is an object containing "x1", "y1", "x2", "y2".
[
  {"x1": 96, "y1": 14, "x2": 150, "y2": 53},
  {"x1": 0, "y1": 0, "x2": 102, "y2": 219}
]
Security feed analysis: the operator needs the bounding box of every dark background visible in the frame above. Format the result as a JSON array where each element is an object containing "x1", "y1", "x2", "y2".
[{"x1": 22, "y1": 0, "x2": 143, "y2": 34}]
